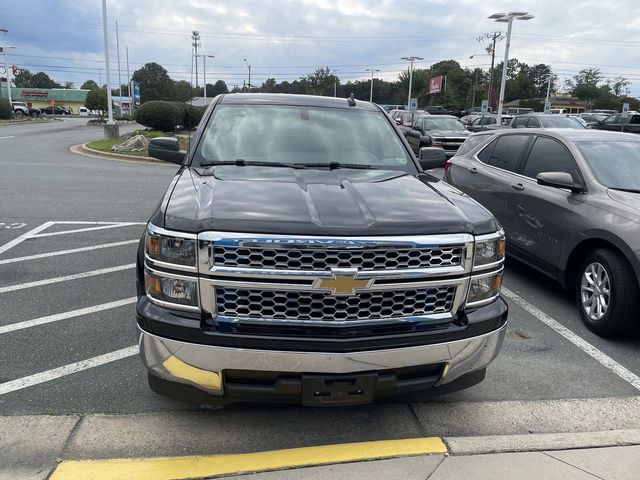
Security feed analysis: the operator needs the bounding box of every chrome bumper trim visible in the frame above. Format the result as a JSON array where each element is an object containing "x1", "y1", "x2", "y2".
[{"x1": 138, "y1": 323, "x2": 507, "y2": 396}]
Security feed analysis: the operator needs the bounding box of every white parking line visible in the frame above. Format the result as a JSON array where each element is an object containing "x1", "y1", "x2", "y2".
[
  {"x1": 0, "y1": 239, "x2": 139, "y2": 265},
  {"x1": 0, "y1": 221, "x2": 54, "y2": 256},
  {"x1": 0, "y1": 345, "x2": 138, "y2": 395},
  {"x1": 0, "y1": 264, "x2": 136, "y2": 294},
  {"x1": 0, "y1": 297, "x2": 137, "y2": 335},
  {"x1": 30, "y1": 223, "x2": 144, "y2": 238},
  {"x1": 502, "y1": 287, "x2": 640, "y2": 391}
]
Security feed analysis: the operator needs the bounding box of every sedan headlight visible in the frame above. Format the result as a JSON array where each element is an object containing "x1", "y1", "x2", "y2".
[
  {"x1": 474, "y1": 232, "x2": 505, "y2": 268},
  {"x1": 145, "y1": 270, "x2": 199, "y2": 308},
  {"x1": 467, "y1": 270, "x2": 503, "y2": 307},
  {"x1": 145, "y1": 230, "x2": 196, "y2": 267}
]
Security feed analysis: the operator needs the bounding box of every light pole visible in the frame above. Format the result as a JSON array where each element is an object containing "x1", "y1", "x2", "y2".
[
  {"x1": 243, "y1": 58, "x2": 251, "y2": 92},
  {"x1": 543, "y1": 73, "x2": 553, "y2": 112},
  {"x1": 0, "y1": 27, "x2": 15, "y2": 106},
  {"x1": 365, "y1": 68, "x2": 380, "y2": 102},
  {"x1": 101, "y1": 0, "x2": 114, "y2": 125},
  {"x1": 401, "y1": 56, "x2": 423, "y2": 111},
  {"x1": 191, "y1": 31, "x2": 200, "y2": 87},
  {"x1": 333, "y1": 69, "x2": 339, "y2": 97},
  {"x1": 489, "y1": 11, "x2": 534, "y2": 124},
  {"x1": 195, "y1": 54, "x2": 215, "y2": 102}
]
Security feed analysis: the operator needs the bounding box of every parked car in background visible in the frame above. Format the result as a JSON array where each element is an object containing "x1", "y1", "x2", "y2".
[
  {"x1": 590, "y1": 112, "x2": 640, "y2": 133},
  {"x1": 424, "y1": 105, "x2": 450, "y2": 115},
  {"x1": 460, "y1": 113, "x2": 481, "y2": 127},
  {"x1": 394, "y1": 110, "x2": 424, "y2": 134},
  {"x1": 510, "y1": 114, "x2": 586, "y2": 129},
  {"x1": 549, "y1": 108, "x2": 568, "y2": 115},
  {"x1": 585, "y1": 109, "x2": 618, "y2": 115},
  {"x1": 405, "y1": 114, "x2": 470, "y2": 157},
  {"x1": 40, "y1": 105, "x2": 71, "y2": 115},
  {"x1": 444, "y1": 129, "x2": 640, "y2": 336},
  {"x1": 576, "y1": 112, "x2": 609, "y2": 127},
  {"x1": 467, "y1": 114, "x2": 500, "y2": 132},
  {"x1": 79, "y1": 107, "x2": 90, "y2": 116},
  {"x1": 11, "y1": 102, "x2": 41, "y2": 117},
  {"x1": 506, "y1": 107, "x2": 534, "y2": 115}
]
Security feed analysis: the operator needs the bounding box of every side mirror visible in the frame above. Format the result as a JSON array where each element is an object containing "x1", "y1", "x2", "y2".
[
  {"x1": 536, "y1": 172, "x2": 583, "y2": 193},
  {"x1": 148, "y1": 137, "x2": 186, "y2": 165},
  {"x1": 418, "y1": 147, "x2": 447, "y2": 170},
  {"x1": 395, "y1": 118, "x2": 402, "y2": 125}
]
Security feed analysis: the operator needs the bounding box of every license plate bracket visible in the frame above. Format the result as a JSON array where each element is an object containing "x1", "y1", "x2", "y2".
[{"x1": 302, "y1": 372, "x2": 378, "y2": 406}]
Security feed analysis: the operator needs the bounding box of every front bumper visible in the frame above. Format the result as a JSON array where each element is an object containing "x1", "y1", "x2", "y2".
[{"x1": 138, "y1": 316, "x2": 506, "y2": 404}]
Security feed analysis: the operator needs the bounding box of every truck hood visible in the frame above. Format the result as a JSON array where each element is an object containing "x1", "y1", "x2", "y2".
[
  {"x1": 428, "y1": 129, "x2": 470, "y2": 138},
  {"x1": 162, "y1": 167, "x2": 499, "y2": 236},
  {"x1": 607, "y1": 189, "x2": 640, "y2": 216}
]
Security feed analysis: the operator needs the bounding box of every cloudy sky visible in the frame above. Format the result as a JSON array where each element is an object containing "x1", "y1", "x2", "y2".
[{"x1": 2, "y1": 0, "x2": 640, "y2": 95}]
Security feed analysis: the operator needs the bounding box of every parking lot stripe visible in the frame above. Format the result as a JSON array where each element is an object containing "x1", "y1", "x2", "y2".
[
  {"x1": 49, "y1": 437, "x2": 447, "y2": 480},
  {"x1": 30, "y1": 223, "x2": 145, "y2": 238},
  {"x1": 0, "y1": 221, "x2": 54, "y2": 255},
  {"x1": 0, "y1": 239, "x2": 139, "y2": 265},
  {"x1": 502, "y1": 287, "x2": 640, "y2": 391},
  {"x1": 0, "y1": 298, "x2": 137, "y2": 335},
  {"x1": 0, "y1": 345, "x2": 138, "y2": 396},
  {"x1": 0, "y1": 264, "x2": 136, "y2": 294}
]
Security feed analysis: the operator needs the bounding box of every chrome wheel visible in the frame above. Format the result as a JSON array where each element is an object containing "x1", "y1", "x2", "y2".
[{"x1": 580, "y1": 262, "x2": 610, "y2": 321}]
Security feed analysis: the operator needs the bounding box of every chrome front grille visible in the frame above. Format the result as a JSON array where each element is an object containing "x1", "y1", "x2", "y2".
[
  {"x1": 212, "y1": 245, "x2": 464, "y2": 271},
  {"x1": 215, "y1": 286, "x2": 456, "y2": 322},
  {"x1": 198, "y1": 232, "x2": 475, "y2": 325}
]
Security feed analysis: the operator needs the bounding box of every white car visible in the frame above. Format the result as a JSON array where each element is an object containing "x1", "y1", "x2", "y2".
[{"x1": 79, "y1": 107, "x2": 90, "y2": 116}]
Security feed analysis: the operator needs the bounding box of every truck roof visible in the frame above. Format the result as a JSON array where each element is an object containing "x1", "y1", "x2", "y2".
[{"x1": 219, "y1": 93, "x2": 380, "y2": 111}]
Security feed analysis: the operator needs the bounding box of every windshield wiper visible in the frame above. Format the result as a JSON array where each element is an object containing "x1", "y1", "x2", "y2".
[
  {"x1": 609, "y1": 187, "x2": 640, "y2": 194},
  {"x1": 198, "y1": 159, "x2": 312, "y2": 169},
  {"x1": 297, "y1": 162, "x2": 378, "y2": 170}
]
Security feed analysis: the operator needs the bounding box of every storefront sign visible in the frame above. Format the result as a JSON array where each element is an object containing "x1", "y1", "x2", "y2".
[
  {"x1": 22, "y1": 89, "x2": 49, "y2": 98},
  {"x1": 429, "y1": 76, "x2": 443, "y2": 94}
]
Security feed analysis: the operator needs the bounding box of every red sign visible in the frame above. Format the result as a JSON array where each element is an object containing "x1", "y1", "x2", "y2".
[
  {"x1": 50, "y1": 99, "x2": 55, "y2": 105},
  {"x1": 429, "y1": 75, "x2": 443, "y2": 94},
  {"x1": 22, "y1": 89, "x2": 49, "y2": 98}
]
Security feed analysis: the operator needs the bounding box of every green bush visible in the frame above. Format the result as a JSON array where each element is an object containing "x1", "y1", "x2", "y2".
[
  {"x1": 135, "y1": 101, "x2": 179, "y2": 132},
  {"x1": 170, "y1": 102, "x2": 205, "y2": 130},
  {"x1": 0, "y1": 98, "x2": 11, "y2": 119}
]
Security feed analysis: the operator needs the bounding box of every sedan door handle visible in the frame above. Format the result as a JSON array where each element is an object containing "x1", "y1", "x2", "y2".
[
  {"x1": 510, "y1": 182, "x2": 525, "y2": 191},
  {"x1": 469, "y1": 167, "x2": 478, "y2": 174}
]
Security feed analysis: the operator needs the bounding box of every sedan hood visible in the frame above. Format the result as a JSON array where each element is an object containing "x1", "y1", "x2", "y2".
[{"x1": 162, "y1": 167, "x2": 499, "y2": 236}]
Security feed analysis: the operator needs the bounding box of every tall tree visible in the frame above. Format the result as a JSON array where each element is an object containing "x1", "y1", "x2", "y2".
[
  {"x1": 13, "y1": 69, "x2": 33, "y2": 87},
  {"x1": 131, "y1": 62, "x2": 175, "y2": 102},
  {"x1": 301, "y1": 67, "x2": 337, "y2": 96},
  {"x1": 174, "y1": 80, "x2": 194, "y2": 102},
  {"x1": 81, "y1": 80, "x2": 100, "y2": 90},
  {"x1": 209, "y1": 80, "x2": 229, "y2": 97},
  {"x1": 609, "y1": 76, "x2": 631, "y2": 97},
  {"x1": 566, "y1": 68, "x2": 605, "y2": 108}
]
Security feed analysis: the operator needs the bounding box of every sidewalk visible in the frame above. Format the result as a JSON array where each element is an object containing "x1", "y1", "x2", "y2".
[{"x1": 213, "y1": 445, "x2": 640, "y2": 480}]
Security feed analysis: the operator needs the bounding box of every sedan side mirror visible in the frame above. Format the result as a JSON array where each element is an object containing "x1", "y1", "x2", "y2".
[
  {"x1": 536, "y1": 172, "x2": 583, "y2": 193},
  {"x1": 148, "y1": 137, "x2": 186, "y2": 165},
  {"x1": 418, "y1": 147, "x2": 447, "y2": 170},
  {"x1": 395, "y1": 118, "x2": 402, "y2": 125}
]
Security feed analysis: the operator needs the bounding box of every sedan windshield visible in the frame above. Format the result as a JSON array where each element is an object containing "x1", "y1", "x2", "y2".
[
  {"x1": 577, "y1": 141, "x2": 640, "y2": 190},
  {"x1": 540, "y1": 116, "x2": 586, "y2": 128},
  {"x1": 194, "y1": 105, "x2": 413, "y2": 171},
  {"x1": 423, "y1": 117, "x2": 465, "y2": 131}
]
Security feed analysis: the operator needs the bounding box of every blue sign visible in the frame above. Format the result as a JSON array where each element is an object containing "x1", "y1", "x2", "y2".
[
  {"x1": 132, "y1": 81, "x2": 141, "y2": 106},
  {"x1": 481, "y1": 99, "x2": 489, "y2": 114}
]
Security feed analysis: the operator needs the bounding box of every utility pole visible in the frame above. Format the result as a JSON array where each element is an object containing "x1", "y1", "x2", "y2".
[
  {"x1": 477, "y1": 31, "x2": 503, "y2": 111},
  {"x1": 489, "y1": 12, "x2": 534, "y2": 124},
  {"x1": 191, "y1": 31, "x2": 200, "y2": 87},
  {"x1": 366, "y1": 68, "x2": 380, "y2": 102},
  {"x1": 471, "y1": 69, "x2": 478, "y2": 107},
  {"x1": 101, "y1": 0, "x2": 114, "y2": 124},
  {"x1": 243, "y1": 58, "x2": 251, "y2": 91},
  {"x1": 401, "y1": 56, "x2": 423, "y2": 111},
  {"x1": 126, "y1": 45, "x2": 131, "y2": 114},
  {"x1": 195, "y1": 54, "x2": 214, "y2": 102},
  {"x1": 0, "y1": 28, "x2": 14, "y2": 105},
  {"x1": 333, "y1": 69, "x2": 339, "y2": 97},
  {"x1": 116, "y1": 21, "x2": 122, "y2": 107}
]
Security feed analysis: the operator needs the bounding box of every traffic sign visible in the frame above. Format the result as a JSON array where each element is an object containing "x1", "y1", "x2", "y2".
[
  {"x1": 623, "y1": 103, "x2": 630, "y2": 113},
  {"x1": 544, "y1": 101, "x2": 551, "y2": 113},
  {"x1": 410, "y1": 98, "x2": 418, "y2": 111},
  {"x1": 481, "y1": 100, "x2": 489, "y2": 114}
]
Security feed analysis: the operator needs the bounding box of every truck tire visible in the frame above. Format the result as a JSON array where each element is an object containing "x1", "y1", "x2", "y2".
[
  {"x1": 15, "y1": 110, "x2": 24, "y2": 118},
  {"x1": 575, "y1": 248, "x2": 637, "y2": 336}
]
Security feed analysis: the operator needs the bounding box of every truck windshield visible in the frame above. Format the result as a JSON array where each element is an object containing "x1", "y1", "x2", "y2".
[
  {"x1": 193, "y1": 104, "x2": 413, "y2": 171},
  {"x1": 577, "y1": 141, "x2": 640, "y2": 190},
  {"x1": 423, "y1": 117, "x2": 465, "y2": 131},
  {"x1": 540, "y1": 116, "x2": 585, "y2": 128}
]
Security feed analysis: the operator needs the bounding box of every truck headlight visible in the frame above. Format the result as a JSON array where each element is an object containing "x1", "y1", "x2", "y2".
[
  {"x1": 145, "y1": 230, "x2": 196, "y2": 267},
  {"x1": 474, "y1": 232, "x2": 505, "y2": 268},
  {"x1": 466, "y1": 270, "x2": 503, "y2": 307},
  {"x1": 145, "y1": 270, "x2": 199, "y2": 307}
]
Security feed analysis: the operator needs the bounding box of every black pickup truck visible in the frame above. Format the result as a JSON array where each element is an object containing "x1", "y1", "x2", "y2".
[
  {"x1": 405, "y1": 115, "x2": 471, "y2": 157},
  {"x1": 138, "y1": 93, "x2": 508, "y2": 406}
]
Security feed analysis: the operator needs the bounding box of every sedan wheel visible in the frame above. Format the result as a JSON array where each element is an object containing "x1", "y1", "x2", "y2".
[{"x1": 575, "y1": 249, "x2": 637, "y2": 336}]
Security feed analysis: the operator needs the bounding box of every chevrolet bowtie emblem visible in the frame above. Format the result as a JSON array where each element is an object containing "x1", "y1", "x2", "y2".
[{"x1": 316, "y1": 271, "x2": 373, "y2": 296}]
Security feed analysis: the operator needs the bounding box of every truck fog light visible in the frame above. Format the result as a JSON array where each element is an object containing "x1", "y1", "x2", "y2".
[
  {"x1": 467, "y1": 271, "x2": 503, "y2": 306},
  {"x1": 145, "y1": 272, "x2": 198, "y2": 307}
]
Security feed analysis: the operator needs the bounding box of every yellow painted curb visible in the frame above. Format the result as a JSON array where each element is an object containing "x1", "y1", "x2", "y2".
[{"x1": 50, "y1": 437, "x2": 447, "y2": 480}]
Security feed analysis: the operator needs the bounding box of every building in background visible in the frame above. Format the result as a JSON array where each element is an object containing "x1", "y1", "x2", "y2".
[{"x1": 0, "y1": 87, "x2": 90, "y2": 113}]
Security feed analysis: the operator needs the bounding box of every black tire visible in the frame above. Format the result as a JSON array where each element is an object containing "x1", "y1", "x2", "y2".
[
  {"x1": 575, "y1": 248, "x2": 638, "y2": 337},
  {"x1": 30, "y1": 111, "x2": 38, "y2": 117},
  {"x1": 14, "y1": 110, "x2": 24, "y2": 118}
]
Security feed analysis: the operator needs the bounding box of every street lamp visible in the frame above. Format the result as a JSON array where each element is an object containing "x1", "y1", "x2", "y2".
[
  {"x1": 365, "y1": 68, "x2": 380, "y2": 102},
  {"x1": 0, "y1": 34, "x2": 16, "y2": 106},
  {"x1": 543, "y1": 73, "x2": 553, "y2": 113},
  {"x1": 401, "y1": 56, "x2": 423, "y2": 111},
  {"x1": 489, "y1": 11, "x2": 534, "y2": 124},
  {"x1": 195, "y1": 54, "x2": 215, "y2": 102},
  {"x1": 243, "y1": 58, "x2": 251, "y2": 92}
]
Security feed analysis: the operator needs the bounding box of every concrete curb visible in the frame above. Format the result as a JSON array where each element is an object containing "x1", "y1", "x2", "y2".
[{"x1": 69, "y1": 143, "x2": 174, "y2": 167}]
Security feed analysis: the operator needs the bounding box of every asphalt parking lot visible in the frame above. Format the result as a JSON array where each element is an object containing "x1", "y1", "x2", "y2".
[{"x1": 1, "y1": 119, "x2": 640, "y2": 477}]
